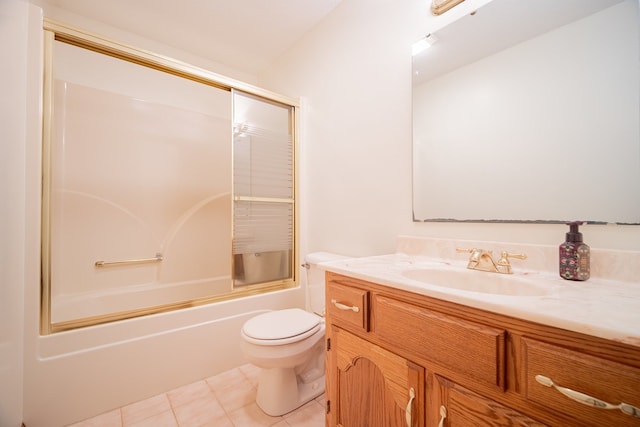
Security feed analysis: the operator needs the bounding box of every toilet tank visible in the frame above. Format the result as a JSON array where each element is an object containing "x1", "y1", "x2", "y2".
[{"x1": 304, "y1": 252, "x2": 348, "y2": 315}]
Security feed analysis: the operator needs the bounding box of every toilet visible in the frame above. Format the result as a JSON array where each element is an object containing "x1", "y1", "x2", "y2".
[{"x1": 240, "y1": 252, "x2": 346, "y2": 416}]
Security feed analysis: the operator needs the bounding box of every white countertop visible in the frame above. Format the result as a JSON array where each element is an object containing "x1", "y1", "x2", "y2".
[{"x1": 318, "y1": 237, "x2": 640, "y2": 348}]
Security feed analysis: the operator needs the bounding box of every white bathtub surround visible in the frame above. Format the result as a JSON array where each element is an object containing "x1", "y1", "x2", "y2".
[{"x1": 319, "y1": 235, "x2": 640, "y2": 347}]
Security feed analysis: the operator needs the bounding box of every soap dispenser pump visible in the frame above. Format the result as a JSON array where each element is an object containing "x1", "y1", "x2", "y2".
[{"x1": 559, "y1": 221, "x2": 590, "y2": 281}]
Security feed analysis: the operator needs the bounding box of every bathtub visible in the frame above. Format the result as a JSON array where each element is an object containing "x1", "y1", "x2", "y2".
[
  {"x1": 25, "y1": 284, "x2": 305, "y2": 427},
  {"x1": 51, "y1": 276, "x2": 232, "y2": 325}
]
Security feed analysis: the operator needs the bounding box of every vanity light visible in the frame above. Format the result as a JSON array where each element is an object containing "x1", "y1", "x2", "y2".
[{"x1": 412, "y1": 34, "x2": 438, "y2": 56}]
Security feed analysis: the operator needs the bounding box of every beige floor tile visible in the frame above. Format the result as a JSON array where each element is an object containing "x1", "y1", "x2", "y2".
[
  {"x1": 205, "y1": 367, "x2": 246, "y2": 390},
  {"x1": 172, "y1": 394, "x2": 227, "y2": 426},
  {"x1": 66, "y1": 409, "x2": 122, "y2": 427},
  {"x1": 207, "y1": 375, "x2": 257, "y2": 413},
  {"x1": 282, "y1": 400, "x2": 324, "y2": 427},
  {"x1": 121, "y1": 394, "x2": 172, "y2": 426},
  {"x1": 177, "y1": 416, "x2": 235, "y2": 427},
  {"x1": 69, "y1": 365, "x2": 326, "y2": 427},
  {"x1": 239, "y1": 363, "x2": 262, "y2": 386},
  {"x1": 124, "y1": 410, "x2": 177, "y2": 427},
  {"x1": 167, "y1": 380, "x2": 214, "y2": 408},
  {"x1": 227, "y1": 402, "x2": 284, "y2": 427}
]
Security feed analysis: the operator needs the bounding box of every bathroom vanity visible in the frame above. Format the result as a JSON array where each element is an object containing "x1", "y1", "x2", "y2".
[{"x1": 322, "y1": 237, "x2": 640, "y2": 427}]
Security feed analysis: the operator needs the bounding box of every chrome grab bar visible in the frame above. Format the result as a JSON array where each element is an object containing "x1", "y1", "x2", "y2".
[{"x1": 95, "y1": 253, "x2": 163, "y2": 267}]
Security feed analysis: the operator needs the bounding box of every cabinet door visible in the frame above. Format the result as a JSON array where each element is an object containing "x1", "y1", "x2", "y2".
[
  {"x1": 434, "y1": 375, "x2": 547, "y2": 427},
  {"x1": 328, "y1": 327, "x2": 424, "y2": 427}
]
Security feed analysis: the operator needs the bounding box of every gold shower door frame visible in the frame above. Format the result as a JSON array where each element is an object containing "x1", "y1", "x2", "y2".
[{"x1": 41, "y1": 20, "x2": 299, "y2": 334}]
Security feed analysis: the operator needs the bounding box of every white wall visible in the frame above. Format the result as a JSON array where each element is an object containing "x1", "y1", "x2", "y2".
[
  {"x1": 0, "y1": 0, "x2": 28, "y2": 425},
  {"x1": 38, "y1": 3, "x2": 259, "y2": 86},
  {"x1": 261, "y1": 0, "x2": 640, "y2": 256}
]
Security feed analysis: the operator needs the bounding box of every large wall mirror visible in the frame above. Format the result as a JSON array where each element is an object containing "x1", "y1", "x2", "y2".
[{"x1": 412, "y1": 0, "x2": 639, "y2": 224}]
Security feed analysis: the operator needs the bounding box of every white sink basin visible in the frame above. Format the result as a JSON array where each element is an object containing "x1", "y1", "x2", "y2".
[{"x1": 401, "y1": 268, "x2": 549, "y2": 296}]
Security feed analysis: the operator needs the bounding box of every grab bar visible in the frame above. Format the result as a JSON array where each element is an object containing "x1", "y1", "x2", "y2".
[{"x1": 95, "y1": 253, "x2": 163, "y2": 267}]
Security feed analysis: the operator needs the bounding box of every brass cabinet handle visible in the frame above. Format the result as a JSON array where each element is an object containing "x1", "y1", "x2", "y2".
[
  {"x1": 535, "y1": 375, "x2": 640, "y2": 418},
  {"x1": 330, "y1": 299, "x2": 360, "y2": 313},
  {"x1": 438, "y1": 405, "x2": 447, "y2": 427},
  {"x1": 405, "y1": 387, "x2": 415, "y2": 427}
]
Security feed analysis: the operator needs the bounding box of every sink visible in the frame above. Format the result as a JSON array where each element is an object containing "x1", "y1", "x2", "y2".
[{"x1": 401, "y1": 268, "x2": 549, "y2": 296}]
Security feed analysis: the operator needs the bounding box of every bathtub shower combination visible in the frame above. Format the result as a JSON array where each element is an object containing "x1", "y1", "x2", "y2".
[{"x1": 41, "y1": 21, "x2": 298, "y2": 333}]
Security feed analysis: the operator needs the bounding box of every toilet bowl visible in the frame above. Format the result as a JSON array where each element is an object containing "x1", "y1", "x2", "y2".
[
  {"x1": 241, "y1": 308, "x2": 325, "y2": 416},
  {"x1": 240, "y1": 252, "x2": 346, "y2": 416}
]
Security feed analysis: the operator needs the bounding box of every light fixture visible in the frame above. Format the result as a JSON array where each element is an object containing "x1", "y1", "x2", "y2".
[{"x1": 411, "y1": 33, "x2": 438, "y2": 56}]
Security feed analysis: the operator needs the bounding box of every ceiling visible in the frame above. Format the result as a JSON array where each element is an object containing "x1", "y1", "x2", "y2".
[{"x1": 31, "y1": 0, "x2": 344, "y2": 75}]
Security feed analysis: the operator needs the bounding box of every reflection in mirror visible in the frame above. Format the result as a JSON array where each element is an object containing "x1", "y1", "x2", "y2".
[{"x1": 412, "y1": 0, "x2": 639, "y2": 224}]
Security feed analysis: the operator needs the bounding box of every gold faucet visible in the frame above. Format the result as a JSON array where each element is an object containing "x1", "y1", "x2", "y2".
[{"x1": 456, "y1": 248, "x2": 527, "y2": 274}]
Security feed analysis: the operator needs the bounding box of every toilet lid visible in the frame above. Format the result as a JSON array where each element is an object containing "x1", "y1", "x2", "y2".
[{"x1": 243, "y1": 308, "x2": 321, "y2": 341}]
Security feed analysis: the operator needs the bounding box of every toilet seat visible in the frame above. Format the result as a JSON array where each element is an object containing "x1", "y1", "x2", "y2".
[{"x1": 242, "y1": 308, "x2": 322, "y2": 346}]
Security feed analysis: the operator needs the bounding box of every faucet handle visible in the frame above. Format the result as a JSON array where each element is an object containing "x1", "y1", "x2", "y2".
[
  {"x1": 456, "y1": 248, "x2": 492, "y2": 270},
  {"x1": 497, "y1": 251, "x2": 527, "y2": 263},
  {"x1": 496, "y1": 251, "x2": 527, "y2": 274},
  {"x1": 456, "y1": 247, "x2": 492, "y2": 260},
  {"x1": 456, "y1": 248, "x2": 476, "y2": 253}
]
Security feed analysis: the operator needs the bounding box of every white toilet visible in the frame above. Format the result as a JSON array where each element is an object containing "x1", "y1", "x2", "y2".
[{"x1": 240, "y1": 252, "x2": 346, "y2": 416}]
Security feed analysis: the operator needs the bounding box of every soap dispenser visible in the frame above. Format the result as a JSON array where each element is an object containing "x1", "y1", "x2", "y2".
[{"x1": 559, "y1": 221, "x2": 590, "y2": 281}]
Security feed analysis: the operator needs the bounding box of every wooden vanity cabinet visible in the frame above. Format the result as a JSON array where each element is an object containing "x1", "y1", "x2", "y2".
[{"x1": 325, "y1": 272, "x2": 640, "y2": 427}]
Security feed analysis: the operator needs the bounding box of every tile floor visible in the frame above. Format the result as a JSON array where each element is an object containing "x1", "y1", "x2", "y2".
[{"x1": 67, "y1": 363, "x2": 325, "y2": 427}]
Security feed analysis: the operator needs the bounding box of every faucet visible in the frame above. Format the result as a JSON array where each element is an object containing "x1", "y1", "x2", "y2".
[{"x1": 456, "y1": 248, "x2": 526, "y2": 274}]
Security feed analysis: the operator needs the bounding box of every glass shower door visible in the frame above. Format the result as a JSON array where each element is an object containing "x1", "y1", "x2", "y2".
[
  {"x1": 45, "y1": 40, "x2": 232, "y2": 329},
  {"x1": 232, "y1": 91, "x2": 295, "y2": 286}
]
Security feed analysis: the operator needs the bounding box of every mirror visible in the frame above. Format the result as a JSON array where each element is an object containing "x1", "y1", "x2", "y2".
[{"x1": 412, "y1": 0, "x2": 640, "y2": 224}]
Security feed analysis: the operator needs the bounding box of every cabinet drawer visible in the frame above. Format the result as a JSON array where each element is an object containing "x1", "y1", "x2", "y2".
[
  {"x1": 373, "y1": 295, "x2": 506, "y2": 389},
  {"x1": 435, "y1": 375, "x2": 547, "y2": 426},
  {"x1": 523, "y1": 338, "x2": 640, "y2": 427},
  {"x1": 326, "y1": 281, "x2": 369, "y2": 331}
]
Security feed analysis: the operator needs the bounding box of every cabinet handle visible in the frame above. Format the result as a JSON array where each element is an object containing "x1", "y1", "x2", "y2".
[
  {"x1": 438, "y1": 405, "x2": 447, "y2": 427},
  {"x1": 405, "y1": 387, "x2": 415, "y2": 427},
  {"x1": 331, "y1": 299, "x2": 360, "y2": 312},
  {"x1": 535, "y1": 375, "x2": 640, "y2": 418}
]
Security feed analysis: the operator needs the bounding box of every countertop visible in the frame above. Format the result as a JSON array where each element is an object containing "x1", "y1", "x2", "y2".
[{"x1": 318, "y1": 237, "x2": 640, "y2": 348}]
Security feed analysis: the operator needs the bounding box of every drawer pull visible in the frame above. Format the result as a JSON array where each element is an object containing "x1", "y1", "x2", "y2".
[
  {"x1": 405, "y1": 387, "x2": 415, "y2": 427},
  {"x1": 331, "y1": 299, "x2": 360, "y2": 312},
  {"x1": 535, "y1": 375, "x2": 640, "y2": 418},
  {"x1": 438, "y1": 405, "x2": 447, "y2": 427}
]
